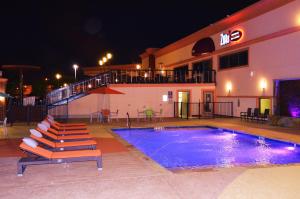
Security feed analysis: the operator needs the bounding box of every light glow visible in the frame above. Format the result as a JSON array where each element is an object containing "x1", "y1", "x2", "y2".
[
  {"x1": 260, "y1": 79, "x2": 267, "y2": 91},
  {"x1": 226, "y1": 81, "x2": 232, "y2": 94},
  {"x1": 99, "y1": 60, "x2": 103, "y2": 66},
  {"x1": 286, "y1": 146, "x2": 296, "y2": 151},
  {"x1": 0, "y1": 97, "x2": 5, "y2": 102},
  {"x1": 73, "y1": 64, "x2": 79, "y2": 70},
  {"x1": 106, "y1": 53, "x2": 112, "y2": 59},
  {"x1": 102, "y1": 57, "x2": 107, "y2": 63},
  {"x1": 55, "y1": 73, "x2": 62, "y2": 80},
  {"x1": 136, "y1": 64, "x2": 141, "y2": 70},
  {"x1": 162, "y1": 95, "x2": 168, "y2": 102},
  {"x1": 88, "y1": 84, "x2": 92, "y2": 88}
]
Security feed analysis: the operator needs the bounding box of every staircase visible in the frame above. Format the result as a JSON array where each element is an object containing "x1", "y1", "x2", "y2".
[{"x1": 47, "y1": 71, "x2": 112, "y2": 106}]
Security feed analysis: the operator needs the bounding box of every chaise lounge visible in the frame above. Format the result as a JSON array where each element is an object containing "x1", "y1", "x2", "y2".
[
  {"x1": 36, "y1": 124, "x2": 93, "y2": 142},
  {"x1": 47, "y1": 115, "x2": 87, "y2": 130},
  {"x1": 30, "y1": 129, "x2": 97, "y2": 151},
  {"x1": 42, "y1": 121, "x2": 89, "y2": 135},
  {"x1": 18, "y1": 138, "x2": 102, "y2": 176}
]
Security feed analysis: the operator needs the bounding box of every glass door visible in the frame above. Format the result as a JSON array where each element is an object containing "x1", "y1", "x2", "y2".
[
  {"x1": 203, "y1": 91, "x2": 214, "y2": 114},
  {"x1": 178, "y1": 91, "x2": 190, "y2": 118},
  {"x1": 259, "y1": 98, "x2": 271, "y2": 114}
]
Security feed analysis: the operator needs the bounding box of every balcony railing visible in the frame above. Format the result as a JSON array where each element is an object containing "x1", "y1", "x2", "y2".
[{"x1": 47, "y1": 69, "x2": 216, "y2": 105}]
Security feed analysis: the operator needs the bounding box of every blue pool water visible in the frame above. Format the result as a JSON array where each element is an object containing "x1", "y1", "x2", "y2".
[{"x1": 113, "y1": 126, "x2": 300, "y2": 169}]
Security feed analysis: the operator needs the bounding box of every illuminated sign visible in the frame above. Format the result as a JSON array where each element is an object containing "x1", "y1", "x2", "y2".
[{"x1": 220, "y1": 30, "x2": 243, "y2": 46}]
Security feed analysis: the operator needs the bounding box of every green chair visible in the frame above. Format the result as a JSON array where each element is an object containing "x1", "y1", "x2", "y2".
[{"x1": 144, "y1": 109, "x2": 154, "y2": 120}]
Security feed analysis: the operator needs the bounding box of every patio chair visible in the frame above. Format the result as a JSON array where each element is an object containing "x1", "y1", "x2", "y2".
[
  {"x1": 101, "y1": 109, "x2": 111, "y2": 123},
  {"x1": 250, "y1": 108, "x2": 260, "y2": 122},
  {"x1": 145, "y1": 108, "x2": 154, "y2": 121},
  {"x1": 0, "y1": 117, "x2": 7, "y2": 137},
  {"x1": 42, "y1": 121, "x2": 89, "y2": 135},
  {"x1": 29, "y1": 129, "x2": 97, "y2": 151},
  {"x1": 110, "y1": 109, "x2": 119, "y2": 122},
  {"x1": 137, "y1": 109, "x2": 146, "y2": 122},
  {"x1": 258, "y1": 109, "x2": 270, "y2": 122},
  {"x1": 154, "y1": 108, "x2": 163, "y2": 122},
  {"x1": 47, "y1": 115, "x2": 87, "y2": 128},
  {"x1": 90, "y1": 111, "x2": 101, "y2": 123},
  {"x1": 37, "y1": 124, "x2": 93, "y2": 142},
  {"x1": 18, "y1": 138, "x2": 102, "y2": 176},
  {"x1": 240, "y1": 108, "x2": 252, "y2": 121}
]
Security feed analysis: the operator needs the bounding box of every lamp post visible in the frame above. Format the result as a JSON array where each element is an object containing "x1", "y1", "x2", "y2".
[
  {"x1": 73, "y1": 64, "x2": 79, "y2": 80},
  {"x1": 55, "y1": 73, "x2": 62, "y2": 87}
]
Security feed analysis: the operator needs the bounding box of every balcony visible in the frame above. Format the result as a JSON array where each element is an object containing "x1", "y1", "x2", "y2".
[{"x1": 47, "y1": 69, "x2": 216, "y2": 105}]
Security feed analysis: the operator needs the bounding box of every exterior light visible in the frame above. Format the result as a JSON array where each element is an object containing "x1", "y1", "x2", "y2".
[
  {"x1": 88, "y1": 84, "x2": 92, "y2": 89},
  {"x1": 103, "y1": 57, "x2": 107, "y2": 63},
  {"x1": 260, "y1": 79, "x2": 267, "y2": 91},
  {"x1": 226, "y1": 81, "x2": 232, "y2": 95},
  {"x1": 136, "y1": 64, "x2": 141, "y2": 70},
  {"x1": 115, "y1": 78, "x2": 118, "y2": 83},
  {"x1": 73, "y1": 64, "x2": 79, "y2": 80},
  {"x1": 63, "y1": 83, "x2": 68, "y2": 87},
  {"x1": 45, "y1": 78, "x2": 48, "y2": 81},
  {"x1": 144, "y1": 73, "x2": 148, "y2": 78},
  {"x1": 0, "y1": 96, "x2": 5, "y2": 102},
  {"x1": 161, "y1": 70, "x2": 165, "y2": 75},
  {"x1": 55, "y1": 73, "x2": 62, "y2": 80},
  {"x1": 99, "y1": 60, "x2": 103, "y2": 66},
  {"x1": 106, "y1": 53, "x2": 112, "y2": 59},
  {"x1": 162, "y1": 95, "x2": 168, "y2": 102}
]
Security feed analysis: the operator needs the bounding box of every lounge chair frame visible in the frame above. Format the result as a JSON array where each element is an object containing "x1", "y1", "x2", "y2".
[{"x1": 17, "y1": 150, "x2": 102, "y2": 176}]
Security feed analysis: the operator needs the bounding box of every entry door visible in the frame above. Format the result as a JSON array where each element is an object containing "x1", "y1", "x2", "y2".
[
  {"x1": 178, "y1": 91, "x2": 190, "y2": 118},
  {"x1": 203, "y1": 91, "x2": 214, "y2": 113},
  {"x1": 259, "y1": 98, "x2": 271, "y2": 114}
]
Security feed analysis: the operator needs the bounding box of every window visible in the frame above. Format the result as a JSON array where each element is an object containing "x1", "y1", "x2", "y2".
[
  {"x1": 192, "y1": 59, "x2": 212, "y2": 72},
  {"x1": 219, "y1": 50, "x2": 248, "y2": 70}
]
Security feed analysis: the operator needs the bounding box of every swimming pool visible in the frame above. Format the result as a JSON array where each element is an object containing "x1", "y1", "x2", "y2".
[{"x1": 113, "y1": 126, "x2": 300, "y2": 169}]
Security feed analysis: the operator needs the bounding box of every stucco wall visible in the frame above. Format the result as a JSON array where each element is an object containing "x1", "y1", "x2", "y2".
[{"x1": 65, "y1": 84, "x2": 215, "y2": 118}]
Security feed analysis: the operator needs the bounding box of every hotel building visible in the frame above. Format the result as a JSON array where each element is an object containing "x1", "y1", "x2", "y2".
[{"x1": 49, "y1": 0, "x2": 300, "y2": 119}]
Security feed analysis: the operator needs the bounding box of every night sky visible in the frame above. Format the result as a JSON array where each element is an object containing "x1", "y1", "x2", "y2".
[{"x1": 0, "y1": 0, "x2": 258, "y2": 76}]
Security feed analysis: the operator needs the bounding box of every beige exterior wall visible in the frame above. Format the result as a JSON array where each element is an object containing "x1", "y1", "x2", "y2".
[{"x1": 65, "y1": 84, "x2": 215, "y2": 118}]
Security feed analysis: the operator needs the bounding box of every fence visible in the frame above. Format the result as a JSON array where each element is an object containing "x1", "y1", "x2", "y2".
[
  {"x1": 7, "y1": 104, "x2": 47, "y2": 125},
  {"x1": 174, "y1": 102, "x2": 233, "y2": 119},
  {"x1": 47, "y1": 103, "x2": 69, "y2": 122}
]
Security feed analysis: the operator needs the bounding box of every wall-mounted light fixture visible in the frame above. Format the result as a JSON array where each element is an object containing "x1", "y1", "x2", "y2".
[
  {"x1": 226, "y1": 81, "x2": 232, "y2": 95},
  {"x1": 260, "y1": 79, "x2": 267, "y2": 94},
  {"x1": 162, "y1": 95, "x2": 168, "y2": 102}
]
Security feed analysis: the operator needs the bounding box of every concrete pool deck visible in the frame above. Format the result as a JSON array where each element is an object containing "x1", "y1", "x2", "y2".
[{"x1": 0, "y1": 118, "x2": 300, "y2": 199}]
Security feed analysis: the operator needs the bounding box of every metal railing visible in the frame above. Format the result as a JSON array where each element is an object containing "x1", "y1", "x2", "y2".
[
  {"x1": 47, "y1": 69, "x2": 216, "y2": 105},
  {"x1": 174, "y1": 102, "x2": 233, "y2": 119}
]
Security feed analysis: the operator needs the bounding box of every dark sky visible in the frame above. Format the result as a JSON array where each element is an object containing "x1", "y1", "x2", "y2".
[{"x1": 0, "y1": 0, "x2": 258, "y2": 76}]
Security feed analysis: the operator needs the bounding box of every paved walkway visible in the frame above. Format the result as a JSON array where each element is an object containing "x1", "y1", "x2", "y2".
[{"x1": 0, "y1": 118, "x2": 300, "y2": 199}]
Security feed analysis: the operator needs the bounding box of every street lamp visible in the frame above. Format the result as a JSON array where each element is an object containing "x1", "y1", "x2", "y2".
[
  {"x1": 98, "y1": 60, "x2": 103, "y2": 66},
  {"x1": 102, "y1": 57, "x2": 107, "y2": 63},
  {"x1": 73, "y1": 64, "x2": 79, "y2": 80},
  {"x1": 55, "y1": 73, "x2": 62, "y2": 87}
]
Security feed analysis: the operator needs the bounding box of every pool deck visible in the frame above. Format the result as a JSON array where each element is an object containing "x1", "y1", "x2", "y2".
[{"x1": 0, "y1": 118, "x2": 300, "y2": 199}]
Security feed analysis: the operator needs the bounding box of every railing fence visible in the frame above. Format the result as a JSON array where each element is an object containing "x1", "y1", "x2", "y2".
[{"x1": 174, "y1": 102, "x2": 233, "y2": 119}]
